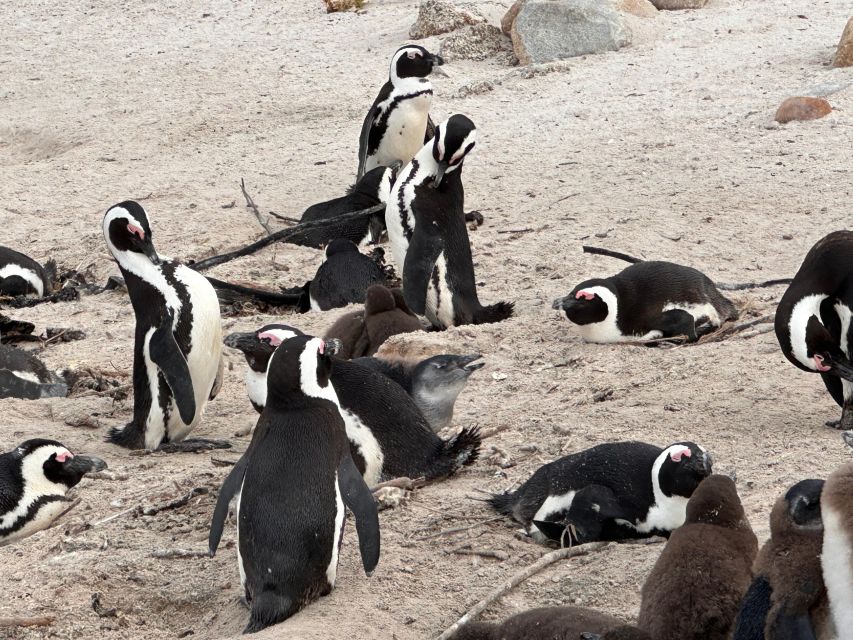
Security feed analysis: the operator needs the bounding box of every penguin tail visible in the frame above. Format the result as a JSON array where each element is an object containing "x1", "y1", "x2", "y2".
[
  {"x1": 244, "y1": 591, "x2": 297, "y2": 634},
  {"x1": 426, "y1": 426, "x2": 482, "y2": 481},
  {"x1": 106, "y1": 423, "x2": 146, "y2": 450},
  {"x1": 473, "y1": 301, "x2": 514, "y2": 325},
  {"x1": 487, "y1": 490, "x2": 518, "y2": 517}
]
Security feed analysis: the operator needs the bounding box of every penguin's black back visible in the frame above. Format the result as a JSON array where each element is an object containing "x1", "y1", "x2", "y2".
[
  {"x1": 309, "y1": 248, "x2": 385, "y2": 311},
  {"x1": 0, "y1": 448, "x2": 25, "y2": 515},
  {"x1": 351, "y1": 357, "x2": 413, "y2": 393},
  {"x1": 0, "y1": 345, "x2": 52, "y2": 383}
]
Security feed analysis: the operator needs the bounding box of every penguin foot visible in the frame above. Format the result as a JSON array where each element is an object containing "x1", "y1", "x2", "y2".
[{"x1": 158, "y1": 438, "x2": 232, "y2": 453}]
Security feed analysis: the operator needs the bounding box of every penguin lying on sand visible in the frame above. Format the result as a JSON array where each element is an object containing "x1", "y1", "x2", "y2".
[
  {"x1": 209, "y1": 336, "x2": 379, "y2": 633},
  {"x1": 308, "y1": 239, "x2": 386, "y2": 311},
  {"x1": 775, "y1": 231, "x2": 853, "y2": 430},
  {"x1": 386, "y1": 114, "x2": 513, "y2": 329},
  {"x1": 821, "y1": 461, "x2": 853, "y2": 635},
  {"x1": 488, "y1": 441, "x2": 712, "y2": 545},
  {"x1": 451, "y1": 606, "x2": 627, "y2": 640},
  {"x1": 553, "y1": 261, "x2": 738, "y2": 343},
  {"x1": 639, "y1": 475, "x2": 757, "y2": 640},
  {"x1": 0, "y1": 245, "x2": 54, "y2": 298},
  {"x1": 353, "y1": 353, "x2": 483, "y2": 432},
  {"x1": 732, "y1": 479, "x2": 831, "y2": 640},
  {"x1": 0, "y1": 439, "x2": 106, "y2": 545},
  {"x1": 224, "y1": 324, "x2": 481, "y2": 486},
  {"x1": 0, "y1": 342, "x2": 67, "y2": 399},
  {"x1": 102, "y1": 201, "x2": 225, "y2": 451}
]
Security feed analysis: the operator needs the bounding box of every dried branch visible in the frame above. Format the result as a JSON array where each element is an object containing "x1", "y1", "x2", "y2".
[
  {"x1": 582, "y1": 245, "x2": 643, "y2": 264},
  {"x1": 138, "y1": 487, "x2": 209, "y2": 517},
  {"x1": 240, "y1": 178, "x2": 273, "y2": 235},
  {"x1": 150, "y1": 548, "x2": 209, "y2": 559}
]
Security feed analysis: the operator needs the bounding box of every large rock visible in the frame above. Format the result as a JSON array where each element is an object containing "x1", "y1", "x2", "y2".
[
  {"x1": 650, "y1": 0, "x2": 707, "y2": 9},
  {"x1": 774, "y1": 97, "x2": 832, "y2": 124},
  {"x1": 409, "y1": 0, "x2": 485, "y2": 39},
  {"x1": 440, "y1": 23, "x2": 515, "y2": 62},
  {"x1": 833, "y1": 18, "x2": 853, "y2": 67}
]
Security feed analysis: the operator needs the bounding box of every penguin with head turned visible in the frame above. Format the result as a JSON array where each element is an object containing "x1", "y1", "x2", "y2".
[
  {"x1": 552, "y1": 261, "x2": 738, "y2": 344},
  {"x1": 357, "y1": 45, "x2": 443, "y2": 180},
  {"x1": 102, "y1": 201, "x2": 224, "y2": 451},
  {"x1": 821, "y1": 461, "x2": 853, "y2": 636},
  {"x1": 209, "y1": 335, "x2": 379, "y2": 633},
  {"x1": 385, "y1": 114, "x2": 513, "y2": 329},
  {"x1": 775, "y1": 231, "x2": 853, "y2": 430},
  {"x1": 0, "y1": 245, "x2": 53, "y2": 298},
  {"x1": 308, "y1": 239, "x2": 386, "y2": 311},
  {"x1": 0, "y1": 439, "x2": 106, "y2": 545}
]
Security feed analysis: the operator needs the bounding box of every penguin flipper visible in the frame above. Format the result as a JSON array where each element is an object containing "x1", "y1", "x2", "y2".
[
  {"x1": 208, "y1": 452, "x2": 249, "y2": 556},
  {"x1": 149, "y1": 319, "x2": 196, "y2": 425},
  {"x1": 402, "y1": 227, "x2": 444, "y2": 316},
  {"x1": 338, "y1": 454, "x2": 380, "y2": 575}
]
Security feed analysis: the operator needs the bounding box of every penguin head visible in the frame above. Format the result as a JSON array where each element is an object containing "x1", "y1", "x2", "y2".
[
  {"x1": 656, "y1": 442, "x2": 713, "y2": 500},
  {"x1": 265, "y1": 335, "x2": 342, "y2": 408},
  {"x1": 223, "y1": 323, "x2": 303, "y2": 373},
  {"x1": 103, "y1": 201, "x2": 160, "y2": 265},
  {"x1": 552, "y1": 282, "x2": 612, "y2": 325},
  {"x1": 390, "y1": 45, "x2": 443, "y2": 83},
  {"x1": 412, "y1": 354, "x2": 484, "y2": 395},
  {"x1": 684, "y1": 474, "x2": 749, "y2": 530},
  {"x1": 805, "y1": 316, "x2": 853, "y2": 379},
  {"x1": 431, "y1": 115, "x2": 477, "y2": 188},
  {"x1": 12, "y1": 439, "x2": 107, "y2": 490},
  {"x1": 365, "y1": 285, "x2": 399, "y2": 315},
  {"x1": 324, "y1": 238, "x2": 360, "y2": 259},
  {"x1": 783, "y1": 478, "x2": 824, "y2": 529}
]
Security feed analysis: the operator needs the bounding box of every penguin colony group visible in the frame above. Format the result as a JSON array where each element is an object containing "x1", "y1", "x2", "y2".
[{"x1": 1, "y1": 42, "x2": 853, "y2": 640}]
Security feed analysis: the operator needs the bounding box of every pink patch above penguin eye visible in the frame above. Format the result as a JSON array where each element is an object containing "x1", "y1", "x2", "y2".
[
  {"x1": 670, "y1": 447, "x2": 692, "y2": 463},
  {"x1": 318, "y1": 340, "x2": 325, "y2": 355},
  {"x1": 55, "y1": 451, "x2": 74, "y2": 463},
  {"x1": 814, "y1": 355, "x2": 831, "y2": 372},
  {"x1": 127, "y1": 223, "x2": 144, "y2": 240},
  {"x1": 575, "y1": 290, "x2": 595, "y2": 301},
  {"x1": 258, "y1": 331, "x2": 283, "y2": 347}
]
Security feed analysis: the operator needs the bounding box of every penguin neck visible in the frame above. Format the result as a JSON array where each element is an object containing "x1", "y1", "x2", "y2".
[
  {"x1": 113, "y1": 251, "x2": 183, "y2": 314},
  {"x1": 390, "y1": 75, "x2": 431, "y2": 96},
  {"x1": 788, "y1": 294, "x2": 830, "y2": 370}
]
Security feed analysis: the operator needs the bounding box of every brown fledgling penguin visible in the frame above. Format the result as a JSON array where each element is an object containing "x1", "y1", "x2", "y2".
[
  {"x1": 451, "y1": 606, "x2": 627, "y2": 640},
  {"x1": 821, "y1": 461, "x2": 853, "y2": 635},
  {"x1": 638, "y1": 474, "x2": 757, "y2": 640}
]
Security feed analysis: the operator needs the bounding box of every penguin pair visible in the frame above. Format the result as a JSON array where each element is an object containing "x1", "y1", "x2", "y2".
[
  {"x1": 0, "y1": 245, "x2": 54, "y2": 298},
  {"x1": 224, "y1": 324, "x2": 481, "y2": 487},
  {"x1": 308, "y1": 239, "x2": 386, "y2": 311},
  {"x1": 385, "y1": 114, "x2": 514, "y2": 329},
  {"x1": 102, "y1": 201, "x2": 224, "y2": 451},
  {"x1": 209, "y1": 335, "x2": 379, "y2": 633},
  {"x1": 0, "y1": 439, "x2": 106, "y2": 545},
  {"x1": 452, "y1": 606, "x2": 642, "y2": 640},
  {"x1": 0, "y1": 341, "x2": 67, "y2": 399},
  {"x1": 488, "y1": 441, "x2": 713, "y2": 545},
  {"x1": 775, "y1": 231, "x2": 853, "y2": 430},
  {"x1": 553, "y1": 261, "x2": 739, "y2": 343}
]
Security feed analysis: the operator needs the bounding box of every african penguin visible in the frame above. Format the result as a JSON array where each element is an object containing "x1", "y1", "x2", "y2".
[
  {"x1": 0, "y1": 245, "x2": 52, "y2": 298},
  {"x1": 357, "y1": 44, "x2": 443, "y2": 180},
  {"x1": 775, "y1": 231, "x2": 853, "y2": 430},
  {"x1": 208, "y1": 335, "x2": 379, "y2": 633},
  {"x1": 385, "y1": 114, "x2": 513, "y2": 329},
  {"x1": 0, "y1": 343, "x2": 67, "y2": 399},
  {"x1": 732, "y1": 479, "x2": 832, "y2": 640},
  {"x1": 102, "y1": 201, "x2": 224, "y2": 451},
  {"x1": 353, "y1": 353, "x2": 484, "y2": 432},
  {"x1": 821, "y1": 461, "x2": 853, "y2": 636},
  {"x1": 553, "y1": 261, "x2": 739, "y2": 344},
  {"x1": 638, "y1": 475, "x2": 757, "y2": 640},
  {"x1": 451, "y1": 606, "x2": 627, "y2": 640},
  {"x1": 223, "y1": 324, "x2": 481, "y2": 486},
  {"x1": 308, "y1": 239, "x2": 386, "y2": 312},
  {"x1": 0, "y1": 439, "x2": 106, "y2": 545},
  {"x1": 488, "y1": 441, "x2": 712, "y2": 545},
  {"x1": 295, "y1": 166, "x2": 397, "y2": 248}
]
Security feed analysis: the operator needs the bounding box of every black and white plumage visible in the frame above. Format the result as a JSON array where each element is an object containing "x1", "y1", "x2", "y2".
[
  {"x1": 308, "y1": 239, "x2": 386, "y2": 311},
  {"x1": 386, "y1": 114, "x2": 513, "y2": 329},
  {"x1": 821, "y1": 461, "x2": 853, "y2": 635},
  {"x1": 224, "y1": 324, "x2": 481, "y2": 487},
  {"x1": 357, "y1": 45, "x2": 443, "y2": 180},
  {"x1": 775, "y1": 231, "x2": 853, "y2": 430},
  {"x1": 353, "y1": 353, "x2": 484, "y2": 432},
  {"x1": 0, "y1": 343, "x2": 67, "y2": 399},
  {"x1": 0, "y1": 245, "x2": 51, "y2": 297},
  {"x1": 102, "y1": 201, "x2": 223, "y2": 450},
  {"x1": 209, "y1": 335, "x2": 379, "y2": 633},
  {"x1": 552, "y1": 261, "x2": 739, "y2": 344},
  {"x1": 488, "y1": 441, "x2": 713, "y2": 544},
  {"x1": 0, "y1": 439, "x2": 106, "y2": 545}
]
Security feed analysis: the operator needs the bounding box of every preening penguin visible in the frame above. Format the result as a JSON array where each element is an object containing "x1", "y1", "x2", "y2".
[
  {"x1": 208, "y1": 335, "x2": 379, "y2": 633},
  {"x1": 308, "y1": 239, "x2": 386, "y2": 311},
  {"x1": 638, "y1": 475, "x2": 757, "y2": 640},
  {"x1": 0, "y1": 439, "x2": 106, "y2": 545},
  {"x1": 385, "y1": 115, "x2": 513, "y2": 329},
  {"x1": 102, "y1": 201, "x2": 224, "y2": 451},
  {"x1": 357, "y1": 45, "x2": 443, "y2": 180},
  {"x1": 488, "y1": 441, "x2": 712, "y2": 544},
  {"x1": 553, "y1": 261, "x2": 738, "y2": 343},
  {"x1": 821, "y1": 461, "x2": 853, "y2": 636},
  {"x1": 0, "y1": 245, "x2": 53, "y2": 298},
  {"x1": 451, "y1": 606, "x2": 627, "y2": 640},
  {"x1": 775, "y1": 231, "x2": 853, "y2": 430}
]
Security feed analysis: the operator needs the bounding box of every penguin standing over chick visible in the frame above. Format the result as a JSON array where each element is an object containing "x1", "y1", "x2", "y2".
[
  {"x1": 385, "y1": 114, "x2": 513, "y2": 329},
  {"x1": 308, "y1": 239, "x2": 386, "y2": 311},
  {"x1": 209, "y1": 335, "x2": 379, "y2": 633}
]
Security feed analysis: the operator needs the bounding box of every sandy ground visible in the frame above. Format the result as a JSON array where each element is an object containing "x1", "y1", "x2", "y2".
[{"x1": 2, "y1": 0, "x2": 853, "y2": 638}]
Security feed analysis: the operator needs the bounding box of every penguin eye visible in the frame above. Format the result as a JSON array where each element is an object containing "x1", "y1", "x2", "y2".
[{"x1": 432, "y1": 362, "x2": 445, "y2": 369}]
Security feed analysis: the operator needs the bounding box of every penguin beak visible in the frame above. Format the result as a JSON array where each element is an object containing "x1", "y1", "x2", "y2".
[
  {"x1": 62, "y1": 455, "x2": 108, "y2": 475},
  {"x1": 224, "y1": 331, "x2": 264, "y2": 354},
  {"x1": 826, "y1": 355, "x2": 853, "y2": 382},
  {"x1": 131, "y1": 235, "x2": 161, "y2": 265},
  {"x1": 693, "y1": 451, "x2": 713, "y2": 476},
  {"x1": 432, "y1": 160, "x2": 449, "y2": 189},
  {"x1": 455, "y1": 354, "x2": 485, "y2": 373},
  {"x1": 552, "y1": 296, "x2": 579, "y2": 311}
]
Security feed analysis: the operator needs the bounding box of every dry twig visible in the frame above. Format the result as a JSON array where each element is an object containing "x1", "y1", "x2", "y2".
[{"x1": 240, "y1": 178, "x2": 273, "y2": 235}]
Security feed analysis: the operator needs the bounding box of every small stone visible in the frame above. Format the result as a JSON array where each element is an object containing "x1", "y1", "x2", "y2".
[
  {"x1": 650, "y1": 0, "x2": 706, "y2": 9},
  {"x1": 774, "y1": 97, "x2": 832, "y2": 124},
  {"x1": 409, "y1": 0, "x2": 484, "y2": 39},
  {"x1": 440, "y1": 23, "x2": 514, "y2": 62},
  {"x1": 618, "y1": 0, "x2": 657, "y2": 18},
  {"x1": 322, "y1": 0, "x2": 365, "y2": 11},
  {"x1": 492, "y1": 372, "x2": 508, "y2": 381},
  {"x1": 374, "y1": 486, "x2": 409, "y2": 511},
  {"x1": 833, "y1": 18, "x2": 853, "y2": 67}
]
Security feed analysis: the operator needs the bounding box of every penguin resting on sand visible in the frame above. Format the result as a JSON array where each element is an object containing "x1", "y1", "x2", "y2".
[
  {"x1": 451, "y1": 606, "x2": 628, "y2": 640},
  {"x1": 488, "y1": 441, "x2": 712, "y2": 545},
  {"x1": 0, "y1": 342, "x2": 67, "y2": 399},
  {"x1": 0, "y1": 439, "x2": 106, "y2": 545},
  {"x1": 385, "y1": 114, "x2": 513, "y2": 329},
  {"x1": 308, "y1": 239, "x2": 386, "y2": 311},
  {"x1": 208, "y1": 335, "x2": 379, "y2": 633},
  {"x1": 0, "y1": 245, "x2": 53, "y2": 298},
  {"x1": 553, "y1": 261, "x2": 738, "y2": 344},
  {"x1": 638, "y1": 474, "x2": 757, "y2": 640},
  {"x1": 821, "y1": 461, "x2": 853, "y2": 635}
]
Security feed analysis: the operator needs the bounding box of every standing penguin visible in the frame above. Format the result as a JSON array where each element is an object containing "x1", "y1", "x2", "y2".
[
  {"x1": 386, "y1": 115, "x2": 513, "y2": 329},
  {"x1": 102, "y1": 201, "x2": 224, "y2": 451},
  {"x1": 821, "y1": 461, "x2": 853, "y2": 636},
  {"x1": 552, "y1": 261, "x2": 739, "y2": 344},
  {"x1": 308, "y1": 239, "x2": 386, "y2": 311},
  {"x1": 357, "y1": 45, "x2": 443, "y2": 180},
  {"x1": 209, "y1": 335, "x2": 379, "y2": 633},
  {"x1": 0, "y1": 439, "x2": 106, "y2": 545},
  {"x1": 775, "y1": 231, "x2": 853, "y2": 430},
  {"x1": 0, "y1": 245, "x2": 53, "y2": 297}
]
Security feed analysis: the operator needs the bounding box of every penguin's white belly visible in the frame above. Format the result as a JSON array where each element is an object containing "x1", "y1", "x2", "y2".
[
  {"x1": 424, "y1": 254, "x2": 456, "y2": 329},
  {"x1": 339, "y1": 408, "x2": 384, "y2": 487},
  {"x1": 629, "y1": 495, "x2": 688, "y2": 534},
  {"x1": 576, "y1": 322, "x2": 662, "y2": 344},
  {"x1": 0, "y1": 264, "x2": 43, "y2": 296},
  {"x1": 822, "y1": 503, "x2": 853, "y2": 633},
  {"x1": 1, "y1": 498, "x2": 68, "y2": 545},
  {"x1": 373, "y1": 96, "x2": 430, "y2": 170},
  {"x1": 662, "y1": 301, "x2": 722, "y2": 326}
]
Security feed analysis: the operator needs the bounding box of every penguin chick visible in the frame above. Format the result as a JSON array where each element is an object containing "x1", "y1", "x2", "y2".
[
  {"x1": 0, "y1": 245, "x2": 52, "y2": 298},
  {"x1": 552, "y1": 261, "x2": 738, "y2": 344},
  {"x1": 732, "y1": 479, "x2": 831, "y2": 640},
  {"x1": 821, "y1": 461, "x2": 853, "y2": 635},
  {"x1": 353, "y1": 353, "x2": 484, "y2": 432},
  {"x1": 489, "y1": 441, "x2": 712, "y2": 545},
  {"x1": 308, "y1": 239, "x2": 386, "y2": 311},
  {"x1": 0, "y1": 344, "x2": 68, "y2": 399},
  {"x1": 358, "y1": 45, "x2": 443, "y2": 180},
  {"x1": 0, "y1": 439, "x2": 106, "y2": 545},
  {"x1": 451, "y1": 606, "x2": 627, "y2": 640},
  {"x1": 638, "y1": 474, "x2": 758, "y2": 640}
]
